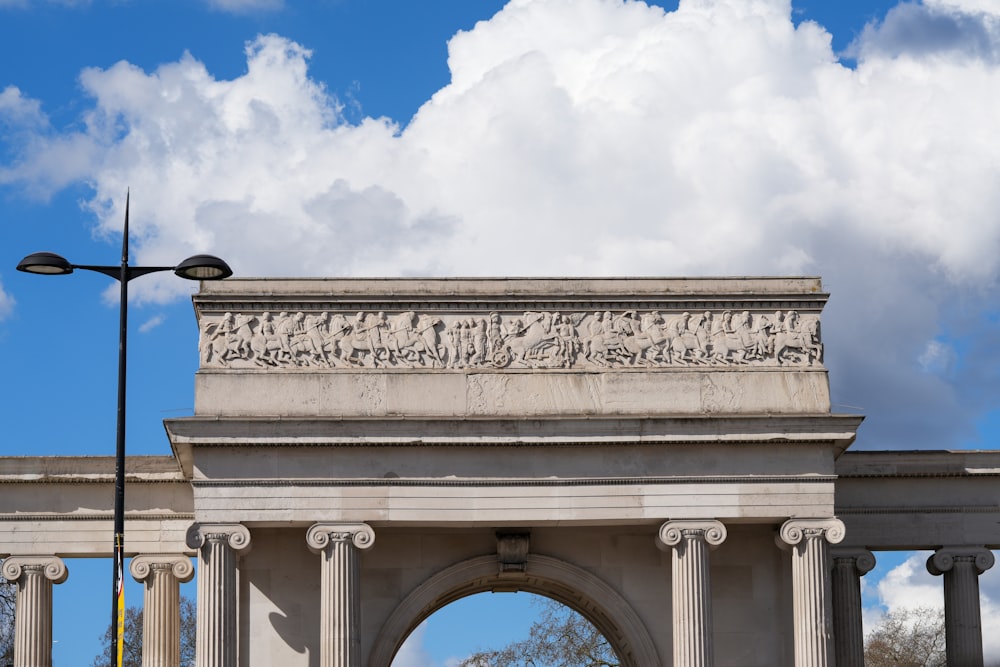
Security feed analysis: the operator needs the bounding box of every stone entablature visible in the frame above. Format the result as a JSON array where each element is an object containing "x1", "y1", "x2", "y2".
[
  {"x1": 194, "y1": 277, "x2": 826, "y2": 371},
  {"x1": 835, "y1": 451, "x2": 1000, "y2": 550},
  {"x1": 0, "y1": 456, "x2": 194, "y2": 557}
]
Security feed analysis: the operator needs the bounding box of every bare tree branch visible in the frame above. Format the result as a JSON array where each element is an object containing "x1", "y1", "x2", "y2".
[
  {"x1": 458, "y1": 597, "x2": 619, "y2": 667},
  {"x1": 863, "y1": 606, "x2": 946, "y2": 667},
  {"x1": 0, "y1": 566, "x2": 15, "y2": 667}
]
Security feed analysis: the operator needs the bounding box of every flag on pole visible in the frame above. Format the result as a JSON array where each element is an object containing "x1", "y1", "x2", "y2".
[{"x1": 115, "y1": 536, "x2": 124, "y2": 667}]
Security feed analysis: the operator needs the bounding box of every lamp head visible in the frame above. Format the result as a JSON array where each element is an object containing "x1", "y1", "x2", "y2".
[
  {"x1": 16, "y1": 252, "x2": 74, "y2": 275},
  {"x1": 173, "y1": 254, "x2": 233, "y2": 281}
]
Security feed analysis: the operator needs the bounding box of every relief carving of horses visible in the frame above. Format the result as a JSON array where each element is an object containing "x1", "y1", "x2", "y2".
[{"x1": 774, "y1": 317, "x2": 822, "y2": 366}]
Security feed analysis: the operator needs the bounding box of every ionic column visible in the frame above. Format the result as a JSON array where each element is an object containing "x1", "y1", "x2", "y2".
[
  {"x1": 1, "y1": 556, "x2": 68, "y2": 667},
  {"x1": 306, "y1": 523, "x2": 376, "y2": 667},
  {"x1": 186, "y1": 524, "x2": 251, "y2": 667},
  {"x1": 656, "y1": 520, "x2": 727, "y2": 667},
  {"x1": 830, "y1": 548, "x2": 875, "y2": 667},
  {"x1": 130, "y1": 555, "x2": 195, "y2": 667},
  {"x1": 927, "y1": 547, "x2": 996, "y2": 667},
  {"x1": 777, "y1": 518, "x2": 845, "y2": 667}
]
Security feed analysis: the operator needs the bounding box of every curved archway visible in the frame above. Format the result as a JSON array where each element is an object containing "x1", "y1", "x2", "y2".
[{"x1": 370, "y1": 554, "x2": 661, "y2": 667}]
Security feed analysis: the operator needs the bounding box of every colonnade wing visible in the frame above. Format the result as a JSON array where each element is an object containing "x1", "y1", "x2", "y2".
[
  {"x1": 835, "y1": 450, "x2": 1000, "y2": 550},
  {"x1": 0, "y1": 455, "x2": 194, "y2": 557}
]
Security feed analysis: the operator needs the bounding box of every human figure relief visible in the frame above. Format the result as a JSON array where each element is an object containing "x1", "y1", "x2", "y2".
[
  {"x1": 339, "y1": 312, "x2": 378, "y2": 367},
  {"x1": 487, "y1": 313, "x2": 505, "y2": 357},
  {"x1": 288, "y1": 312, "x2": 324, "y2": 367},
  {"x1": 582, "y1": 312, "x2": 606, "y2": 365},
  {"x1": 199, "y1": 307, "x2": 822, "y2": 370},
  {"x1": 774, "y1": 311, "x2": 822, "y2": 366},
  {"x1": 630, "y1": 310, "x2": 667, "y2": 365},
  {"x1": 249, "y1": 311, "x2": 290, "y2": 366},
  {"x1": 416, "y1": 314, "x2": 445, "y2": 367},
  {"x1": 201, "y1": 312, "x2": 231, "y2": 366},
  {"x1": 444, "y1": 320, "x2": 461, "y2": 368},
  {"x1": 612, "y1": 310, "x2": 653, "y2": 366},
  {"x1": 553, "y1": 313, "x2": 583, "y2": 368},
  {"x1": 387, "y1": 311, "x2": 442, "y2": 367},
  {"x1": 503, "y1": 311, "x2": 560, "y2": 367},
  {"x1": 472, "y1": 318, "x2": 488, "y2": 365},
  {"x1": 665, "y1": 312, "x2": 707, "y2": 365},
  {"x1": 459, "y1": 320, "x2": 473, "y2": 367}
]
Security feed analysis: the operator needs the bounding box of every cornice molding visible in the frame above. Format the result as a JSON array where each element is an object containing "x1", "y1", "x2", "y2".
[
  {"x1": 0, "y1": 513, "x2": 194, "y2": 522},
  {"x1": 836, "y1": 506, "x2": 1000, "y2": 515},
  {"x1": 190, "y1": 475, "x2": 835, "y2": 488}
]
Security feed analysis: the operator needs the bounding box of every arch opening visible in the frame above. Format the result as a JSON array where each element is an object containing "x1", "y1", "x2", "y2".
[
  {"x1": 392, "y1": 590, "x2": 620, "y2": 666},
  {"x1": 371, "y1": 554, "x2": 660, "y2": 667}
]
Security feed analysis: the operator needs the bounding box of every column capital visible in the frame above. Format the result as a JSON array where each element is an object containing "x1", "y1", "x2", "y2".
[
  {"x1": 657, "y1": 519, "x2": 727, "y2": 550},
  {"x1": 927, "y1": 546, "x2": 995, "y2": 576},
  {"x1": 830, "y1": 548, "x2": 876, "y2": 576},
  {"x1": 186, "y1": 523, "x2": 252, "y2": 554},
  {"x1": 2, "y1": 556, "x2": 68, "y2": 585},
  {"x1": 306, "y1": 522, "x2": 376, "y2": 554},
  {"x1": 130, "y1": 554, "x2": 195, "y2": 583},
  {"x1": 777, "y1": 518, "x2": 845, "y2": 549}
]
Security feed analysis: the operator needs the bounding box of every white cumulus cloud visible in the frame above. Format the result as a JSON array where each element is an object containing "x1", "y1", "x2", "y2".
[{"x1": 2, "y1": 0, "x2": 1000, "y2": 448}]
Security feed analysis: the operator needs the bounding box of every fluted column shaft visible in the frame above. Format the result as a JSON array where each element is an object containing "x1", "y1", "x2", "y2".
[
  {"x1": 187, "y1": 524, "x2": 251, "y2": 667},
  {"x1": 830, "y1": 548, "x2": 875, "y2": 667},
  {"x1": 307, "y1": 523, "x2": 376, "y2": 667},
  {"x1": 927, "y1": 547, "x2": 995, "y2": 667},
  {"x1": 130, "y1": 555, "x2": 195, "y2": 667},
  {"x1": 2, "y1": 556, "x2": 68, "y2": 667},
  {"x1": 657, "y1": 520, "x2": 727, "y2": 667},
  {"x1": 778, "y1": 519, "x2": 845, "y2": 667}
]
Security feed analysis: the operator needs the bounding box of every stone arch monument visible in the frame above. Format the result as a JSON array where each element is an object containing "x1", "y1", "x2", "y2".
[{"x1": 2, "y1": 277, "x2": 998, "y2": 667}]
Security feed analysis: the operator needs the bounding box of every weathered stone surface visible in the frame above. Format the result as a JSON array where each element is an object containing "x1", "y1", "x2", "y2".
[
  {"x1": 836, "y1": 451, "x2": 1000, "y2": 549},
  {"x1": 191, "y1": 278, "x2": 832, "y2": 419},
  {"x1": 2, "y1": 556, "x2": 67, "y2": 667},
  {"x1": 658, "y1": 520, "x2": 727, "y2": 667},
  {"x1": 131, "y1": 555, "x2": 195, "y2": 667},
  {"x1": 778, "y1": 519, "x2": 845, "y2": 667}
]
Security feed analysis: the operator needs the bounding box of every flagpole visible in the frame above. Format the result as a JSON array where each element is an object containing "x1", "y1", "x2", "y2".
[{"x1": 111, "y1": 192, "x2": 130, "y2": 667}]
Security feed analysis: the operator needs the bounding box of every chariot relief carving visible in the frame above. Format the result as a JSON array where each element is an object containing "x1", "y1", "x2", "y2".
[{"x1": 199, "y1": 308, "x2": 822, "y2": 370}]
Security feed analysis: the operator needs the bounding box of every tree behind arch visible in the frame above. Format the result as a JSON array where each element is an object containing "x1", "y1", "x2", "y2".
[
  {"x1": 863, "y1": 606, "x2": 945, "y2": 667},
  {"x1": 458, "y1": 596, "x2": 620, "y2": 667}
]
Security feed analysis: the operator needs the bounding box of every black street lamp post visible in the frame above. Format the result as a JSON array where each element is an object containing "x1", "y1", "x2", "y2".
[{"x1": 16, "y1": 196, "x2": 231, "y2": 667}]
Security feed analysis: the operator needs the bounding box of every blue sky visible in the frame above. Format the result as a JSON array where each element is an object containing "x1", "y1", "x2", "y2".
[{"x1": 1, "y1": 0, "x2": 999, "y2": 663}]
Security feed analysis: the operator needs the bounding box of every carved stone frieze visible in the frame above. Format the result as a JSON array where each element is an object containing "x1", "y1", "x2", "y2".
[{"x1": 198, "y1": 308, "x2": 823, "y2": 370}]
